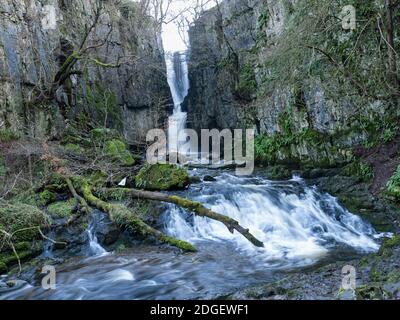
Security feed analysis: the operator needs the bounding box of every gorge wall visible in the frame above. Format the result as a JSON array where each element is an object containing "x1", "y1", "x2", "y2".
[
  {"x1": 185, "y1": 0, "x2": 400, "y2": 167},
  {"x1": 0, "y1": 0, "x2": 171, "y2": 145}
]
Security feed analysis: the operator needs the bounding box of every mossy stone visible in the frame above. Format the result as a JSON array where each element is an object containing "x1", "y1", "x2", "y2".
[
  {"x1": 37, "y1": 190, "x2": 57, "y2": 207},
  {"x1": 0, "y1": 202, "x2": 51, "y2": 243},
  {"x1": 378, "y1": 234, "x2": 400, "y2": 257},
  {"x1": 135, "y1": 164, "x2": 190, "y2": 191},
  {"x1": 47, "y1": 199, "x2": 75, "y2": 218},
  {"x1": 265, "y1": 165, "x2": 291, "y2": 180},
  {"x1": 104, "y1": 139, "x2": 135, "y2": 166},
  {"x1": 44, "y1": 173, "x2": 69, "y2": 193},
  {"x1": 88, "y1": 170, "x2": 108, "y2": 187}
]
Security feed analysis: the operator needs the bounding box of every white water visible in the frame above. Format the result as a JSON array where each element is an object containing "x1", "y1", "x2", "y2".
[
  {"x1": 165, "y1": 51, "x2": 190, "y2": 154},
  {"x1": 87, "y1": 216, "x2": 107, "y2": 256},
  {"x1": 166, "y1": 173, "x2": 382, "y2": 268}
]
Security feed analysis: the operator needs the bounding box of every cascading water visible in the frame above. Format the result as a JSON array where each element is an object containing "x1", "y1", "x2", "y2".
[
  {"x1": 87, "y1": 212, "x2": 107, "y2": 256},
  {"x1": 165, "y1": 172, "x2": 383, "y2": 269},
  {"x1": 166, "y1": 51, "x2": 190, "y2": 154}
]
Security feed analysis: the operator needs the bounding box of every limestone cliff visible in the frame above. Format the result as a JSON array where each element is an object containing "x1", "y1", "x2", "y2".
[
  {"x1": 0, "y1": 0, "x2": 171, "y2": 144},
  {"x1": 185, "y1": 0, "x2": 399, "y2": 167}
]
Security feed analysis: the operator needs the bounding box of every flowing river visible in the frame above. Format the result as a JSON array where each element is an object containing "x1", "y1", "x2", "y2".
[{"x1": 0, "y1": 168, "x2": 383, "y2": 300}]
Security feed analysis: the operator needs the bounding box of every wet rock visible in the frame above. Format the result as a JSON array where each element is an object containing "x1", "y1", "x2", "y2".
[
  {"x1": 264, "y1": 165, "x2": 291, "y2": 180},
  {"x1": 189, "y1": 176, "x2": 202, "y2": 184},
  {"x1": 93, "y1": 212, "x2": 121, "y2": 246},
  {"x1": 6, "y1": 279, "x2": 27, "y2": 288},
  {"x1": 203, "y1": 175, "x2": 216, "y2": 182},
  {"x1": 135, "y1": 164, "x2": 190, "y2": 191}
]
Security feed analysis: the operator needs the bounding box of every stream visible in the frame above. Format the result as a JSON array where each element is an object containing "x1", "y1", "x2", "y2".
[{"x1": 0, "y1": 169, "x2": 383, "y2": 300}]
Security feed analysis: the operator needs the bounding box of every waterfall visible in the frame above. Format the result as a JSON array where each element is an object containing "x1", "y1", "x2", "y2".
[
  {"x1": 165, "y1": 51, "x2": 190, "y2": 155},
  {"x1": 87, "y1": 213, "x2": 107, "y2": 256},
  {"x1": 166, "y1": 173, "x2": 384, "y2": 267}
]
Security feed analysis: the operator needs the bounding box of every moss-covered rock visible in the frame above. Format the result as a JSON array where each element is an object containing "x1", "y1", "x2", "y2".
[
  {"x1": 135, "y1": 164, "x2": 190, "y2": 191},
  {"x1": 88, "y1": 170, "x2": 109, "y2": 188},
  {"x1": 47, "y1": 199, "x2": 75, "y2": 218},
  {"x1": 37, "y1": 190, "x2": 57, "y2": 207},
  {"x1": 378, "y1": 234, "x2": 400, "y2": 257},
  {"x1": 43, "y1": 173, "x2": 69, "y2": 193},
  {"x1": 0, "y1": 202, "x2": 51, "y2": 243},
  {"x1": 0, "y1": 241, "x2": 42, "y2": 273},
  {"x1": 104, "y1": 139, "x2": 135, "y2": 166},
  {"x1": 341, "y1": 160, "x2": 374, "y2": 182},
  {"x1": 264, "y1": 165, "x2": 292, "y2": 180}
]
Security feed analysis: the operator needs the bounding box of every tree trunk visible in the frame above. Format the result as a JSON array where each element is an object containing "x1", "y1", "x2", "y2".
[
  {"x1": 99, "y1": 188, "x2": 264, "y2": 248},
  {"x1": 73, "y1": 178, "x2": 197, "y2": 252}
]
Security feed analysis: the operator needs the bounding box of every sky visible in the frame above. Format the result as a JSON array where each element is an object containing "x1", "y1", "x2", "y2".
[
  {"x1": 131, "y1": 0, "x2": 215, "y2": 52},
  {"x1": 159, "y1": 0, "x2": 215, "y2": 52}
]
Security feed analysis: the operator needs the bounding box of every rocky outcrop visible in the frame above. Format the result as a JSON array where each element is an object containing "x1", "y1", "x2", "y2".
[
  {"x1": 185, "y1": 0, "x2": 399, "y2": 166},
  {"x1": 0, "y1": 0, "x2": 171, "y2": 144}
]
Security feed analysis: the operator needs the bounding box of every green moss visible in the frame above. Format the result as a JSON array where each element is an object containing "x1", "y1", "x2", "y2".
[
  {"x1": 341, "y1": 161, "x2": 374, "y2": 182},
  {"x1": 104, "y1": 139, "x2": 135, "y2": 166},
  {"x1": 135, "y1": 164, "x2": 190, "y2": 191},
  {"x1": 96, "y1": 188, "x2": 130, "y2": 202},
  {"x1": 47, "y1": 199, "x2": 75, "y2": 218},
  {"x1": 9, "y1": 190, "x2": 39, "y2": 207},
  {"x1": 355, "y1": 284, "x2": 384, "y2": 300},
  {"x1": 0, "y1": 202, "x2": 51, "y2": 243},
  {"x1": 264, "y1": 165, "x2": 292, "y2": 180},
  {"x1": 159, "y1": 236, "x2": 197, "y2": 252},
  {"x1": 37, "y1": 190, "x2": 57, "y2": 207},
  {"x1": 86, "y1": 82, "x2": 121, "y2": 129},
  {"x1": 0, "y1": 129, "x2": 20, "y2": 143},
  {"x1": 254, "y1": 128, "x2": 329, "y2": 166},
  {"x1": 378, "y1": 234, "x2": 400, "y2": 257},
  {"x1": 235, "y1": 64, "x2": 257, "y2": 100},
  {"x1": 387, "y1": 166, "x2": 400, "y2": 199},
  {"x1": 44, "y1": 173, "x2": 69, "y2": 193},
  {"x1": 88, "y1": 171, "x2": 108, "y2": 188},
  {"x1": 0, "y1": 241, "x2": 42, "y2": 273}
]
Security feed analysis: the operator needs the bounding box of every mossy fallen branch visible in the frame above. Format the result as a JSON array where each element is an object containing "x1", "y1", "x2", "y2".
[
  {"x1": 72, "y1": 178, "x2": 196, "y2": 252},
  {"x1": 99, "y1": 188, "x2": 264, "y2": 248}
]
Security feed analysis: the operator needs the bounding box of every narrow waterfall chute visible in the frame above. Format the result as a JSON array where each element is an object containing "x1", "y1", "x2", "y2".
[{"x1": 165, "y1": 51, "x2": 190, "y2": 155}]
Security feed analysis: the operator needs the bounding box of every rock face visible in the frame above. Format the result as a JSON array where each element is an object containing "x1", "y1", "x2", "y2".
[
  {"x1": 0, "y1": 0, "x2": 171, "y2": 144},
  {"x1": 185, "y1": 0, "x2": 398, "y2": 166}
]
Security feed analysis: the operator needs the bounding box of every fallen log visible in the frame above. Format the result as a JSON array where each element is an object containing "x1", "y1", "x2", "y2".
[
  {"x1": 98, "y1": 188, "x2": 264, "y2": 248},
  {"x1": 72, "y1": 178, "x2": 197, "y2": 252}
]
